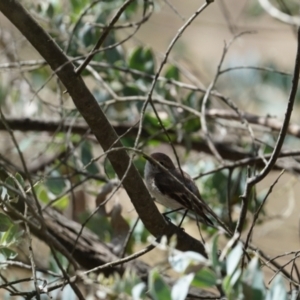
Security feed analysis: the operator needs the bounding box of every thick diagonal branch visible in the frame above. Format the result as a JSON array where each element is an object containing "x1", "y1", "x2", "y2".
[{"x1": 0, "y1": 0, "x2": 206, "y2": 256}]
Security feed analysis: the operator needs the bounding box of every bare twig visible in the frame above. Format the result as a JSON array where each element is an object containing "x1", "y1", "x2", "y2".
[
  {"x1": 235, "y1": 26, "x2": 300, "y2": 237},
  {"x1": 242, "y1": 170, "x2": 285, "y2": 269},
  {"x1": 75, "y1": 0, "x2": 135, "y2": 74}
]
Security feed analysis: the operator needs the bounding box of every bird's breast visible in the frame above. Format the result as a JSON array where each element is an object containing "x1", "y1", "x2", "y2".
[{"x1": 145, "y1": 176, "x2": 182, "y2": 210}]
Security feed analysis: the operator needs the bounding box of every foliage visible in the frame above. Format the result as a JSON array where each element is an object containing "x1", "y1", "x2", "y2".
[{"x1": 0, "y1": 0, "x2": 299, "y2": 299}]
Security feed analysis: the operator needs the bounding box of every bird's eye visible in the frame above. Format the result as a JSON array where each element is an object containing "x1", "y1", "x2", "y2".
[{"x1": 159, "y1": 161, "x2": 164, "y2": 166}]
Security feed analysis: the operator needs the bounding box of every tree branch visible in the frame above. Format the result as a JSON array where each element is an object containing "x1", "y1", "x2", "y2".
[{"x1": 0, "y1": 0, "x2": 207, "y2": 256}]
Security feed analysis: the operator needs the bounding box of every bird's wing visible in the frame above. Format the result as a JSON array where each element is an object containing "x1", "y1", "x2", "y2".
[
  {"x1": 153, "y1": 170, "x2": 189, "y2": 208},
  {"x1": 154, "y1": 169, "x2": 213, "y2": 226}
]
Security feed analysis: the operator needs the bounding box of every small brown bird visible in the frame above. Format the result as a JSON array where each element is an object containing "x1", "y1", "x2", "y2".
[{"x1": 144, "y1": 152, "x2": 213, "y2": 226}]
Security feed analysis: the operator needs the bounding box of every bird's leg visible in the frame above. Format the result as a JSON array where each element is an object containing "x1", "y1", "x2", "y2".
[
  {"x1": 178, "y1": 209, "x2": 188, "y2": 228},
  {"x1": 162, "y1": 208, "x2": 185, "y2": 222},
  {"x1": 163, "y1": 207, "x2": 184, "y2": 216}
]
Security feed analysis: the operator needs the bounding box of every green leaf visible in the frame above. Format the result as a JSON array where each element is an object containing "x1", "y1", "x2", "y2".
[
  {"x1": 5, "y1": 177, "x2": 16, "y2": 197},
  {"x1": 165, "y1": 65, "x2": 180, "y2": 81},
  {"x1": 15, "y1": 173, "x2": 25, "y2": 188},
  {"x1": 0, "y1": 248, "x2": 18, "y2": 260},
  {"x1": 0, "y1": 214, "x2": 12, "y2": 232},
  {"x1": 132, "y1": 282, "x2": 146, "y2": 300},
  {"x1": 192, "y1": 268, "x2": 217, "y2": 288},
  {"x1": 0, "y1": 186, "x2": 7, "y2": 201},
  {"x1": 226, "y1": 243, "x2": 243, "y2": 276},
  {"x1": 79, "y1": 24, "x2": 97, "y2": 48},
  {"x1": 144, "y1": 113, "x2": 161, "y2": 130},
  {"x1": 104, "y1": 34, "x2": 123, "y2": 64},
  {"x1": 38, "y1": 187, "x2": 50, "y2": 204},
  {"x1": 46, "y1": 3, "x2": 54, "y2": 18},
  {"x1": 143, "y1": 48, "x2": 155, "y2": 74},
  {"x1": 184, "y1": 91, "x2": 200, "y2": 108},
  {"x1": 15, "y1": 136, "x2": 34, "y2": 153},
  {"x1": 128, "y1": 46, "x2": 155, "y2": 76},
  {"x1": 1, "y1": 224, "x2": 20, "y2": 245},
  {"x1": 168, "y1": 251, "x2": 206, "y2": 273},
  {"x1": 45, "y1": 170, "x2": 66, "y2": 196},
  {"x1": 93, "y1": 89, "x2": 111, "y2": 103},
  {"x1": 70, "y1": 0, "x2": 89, "y2": 14},
  {"x1": 210, "y1": 234, "x2": 220, "y2": 270},
  {"x1": 222, "y1": 274, "x2": 231, "y2": 296},
  {"x1": 242, "y1": 256, "x2": 266, "y2": 300},
  {"x1": 53, "y1": 195, "x2": 69, "y2": 210},
  {"x1": 78, "y1": 211, "x2": 112, "y2": 241},
  {"x1": 122, "y1": 83, "x2": 141, "y2": 96},
  {"x1": 81, "y1": 141, "x2": 99, "y2": 175},
  {"x1": 123, "y1": 1, "x2": 139, "y2": 19},
  {"x1": 148, "y1": 269, "x2": 171, "y2": 300},
  {"x1": 104, "y1": 159, "x2": 116, "y2": 179},
  {"x1": 171, "y1": 273, "x2": 194, "y2": 300},
  {"x1": 183, "y1": 117, "x2": 200, "y2": 133},
  {"x1": 266, "y1": 275, "x2": 287, "y2": 300}
]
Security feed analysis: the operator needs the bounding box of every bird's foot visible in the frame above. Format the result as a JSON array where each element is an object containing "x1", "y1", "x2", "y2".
[{"x1": 162, "y1": 212, "x2": 171, "y2": 222}]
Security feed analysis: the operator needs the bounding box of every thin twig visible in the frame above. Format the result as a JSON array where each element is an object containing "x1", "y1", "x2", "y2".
[
  {"x1": 235, "y1": 26, "x2": 300, "y2": 236},
  {"x1": 75, "y1": 0, "x2": 135, "y2": 74}
]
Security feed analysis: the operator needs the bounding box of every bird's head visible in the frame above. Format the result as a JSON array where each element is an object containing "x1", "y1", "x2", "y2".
[{"x1": 144, "y1": 152, "x2": 175, "y2": 175}]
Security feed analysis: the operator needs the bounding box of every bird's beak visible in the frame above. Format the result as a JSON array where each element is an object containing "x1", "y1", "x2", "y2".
[
  {"x1": 143, "y1": 154, "x2": 155, "y2": 165},
  {"x1": 143, "y1": 154, "x2": 150, "y2": 161}
]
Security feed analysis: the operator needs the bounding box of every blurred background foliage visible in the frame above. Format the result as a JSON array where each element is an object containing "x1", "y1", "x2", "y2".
[{"x1": 0, "y1": 0, "x2": 300, "y2": 299}]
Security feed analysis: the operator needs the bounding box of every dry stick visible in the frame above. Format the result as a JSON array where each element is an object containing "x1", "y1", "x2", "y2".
[
  {"x1": 256, "y1": 250, "x2": 300, "y2": 287},
  {"x1": 0, "y1": 183, "x2": 85, "y2": 299},
  {"x1": 0, "y1": 0, "x2": 221, "y2": 261},
  {"x1": 1, "y1": 112, "x2": 42, "y2": 299},
  {"x1": 65, "y1": 0, "x2": 102, "y2": 54},
  {"x1": 88, "y1": 241, "x2": 156, "y2": 275},
  {"x1": 200, "y1": 33, "x2": 243, "y2": 163},
  {"x1": 90, "y1": 1, "x2": 153, "y2": 30},
  {"x1": 6, "y1": 172, "x2": 40, "y2": 300},
  {"x1": 120, "y1": 217, "x2": 140, "y2": 258},
  {"x1": 135, "y1": 0, "x2": 213, "y2": 165},
  {"x1": 15, "y1": 242, "x2": 157, "y2": 298},
  {"x1": 65, "y1": 115, "x2": 145, "y2": 265},
  {"x1": 226, "y1": 168, "x2": 233, "y2": 228},
  {"x1": 218, "y1": 0, "x2": 236, "y2": 34},
  {"x1": 1, "y1": 182, "x2": 80, "y2": 269},
  {"x1": 235, "y1": 26, "x2": 300, "y2": 236},
  {"x1": 163, "y1": 0, "x2": 185, "y2": 21},
  {"x1": 4, "y1": 107, "x2": 300, "y2": 139},
  {"x1": 2, "y1": 120, "x2": 300, "y2": 177},
  {"x1": 196, "y1": 149, "x2": 300, "y2": 178},
  {"x1": 48, "y1": 248, "x2": 85, "y2": 300},
  {"x1": 42, "y1": 130, "x2": 92, "y2": 182},
  {"x1": 30, "y1": 8, "x2": 154, "y2": 104},
  {"x1": 219, "y1": 65, "x2": 291, "y2": 76},
  {"x1": 201, "y1": 82, "x2": 223, "y2": 162},
  {"x1": 0, "y1": 59, "x2": 292, "y2": 105},
  {"x1": 66, "y1": 175, "x2": 125, "y2": 261},
  {"x1": 291, "y1": 260, "x2": 300, "y2": 290},
  {"x1": 0, "y1": 110, "x2": 43, "y2": 224},
  {"x1": 134, "y1": 1, "x2": 214, "y2": 232},
  {"x1": 202, "y1": 32, "x2": 257, "y2": 163},
  {"x1": 128, "y1": 2, "x2": 214, "y2": 239},
  {"x1": 268, "y1": 253, "x2": 300, "y2": 286},
  {"x1": 186, "y1": 295, "x2": 220, "y2": 300},
  {"x1": 0, "y1": 275, "x2": 27, "y2": 293},
  {"x1": 290, "y1": 255, "x2": 299, "y2": 292},
  {"x1": 75, "y1": 0, "x2": 135, "y2": 74},
  {"x1": 242, "y1": 170, "x2": 285, "y2": 270},
  {"x1": 0, "y1": 261, "x2": 61, "y2": 278}
]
